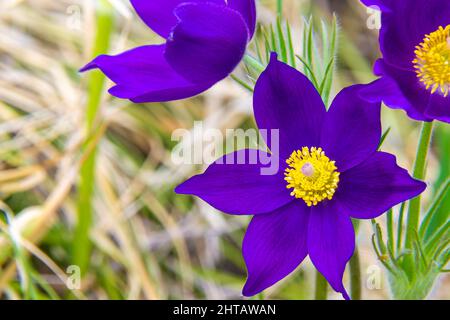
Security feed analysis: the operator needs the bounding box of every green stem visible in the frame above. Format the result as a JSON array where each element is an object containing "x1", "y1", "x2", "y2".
[
  {"x1": 314, "y1": 270, "x2": 328, "y2": 300},
  {"x1": 404, "y1": 121, "x2": 434, "y2": 276},
  {"x1": 349, "y1": 247, "x2": 361, "y2": 300},
  {"x1": 74, "y1": 0, "x2": 114, "y2": 275},
  {"x1": 276, "y1": 0, "x2": 283, "y2": 16}
]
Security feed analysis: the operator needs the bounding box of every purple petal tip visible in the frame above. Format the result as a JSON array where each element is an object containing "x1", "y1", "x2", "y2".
[
  {"x1": 79, "y1": 61, "x2": 97, "y2": 73},
  {"x1": 342, "y1": 290, "x2": 351, "y2": 300},
  {"x1": 269, "y1": 52, "x2": 278, "y2": 62}
]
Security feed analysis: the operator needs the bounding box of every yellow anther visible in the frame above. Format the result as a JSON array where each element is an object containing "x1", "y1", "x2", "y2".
[
  {"x1": 413, "y1": 25, "x2": 450, "y2": 97},
  {"x1": 284, "y1": 147, "x2": 340, "y2": 207}
]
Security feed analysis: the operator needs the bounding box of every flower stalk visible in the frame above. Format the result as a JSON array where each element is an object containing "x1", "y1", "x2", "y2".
[
  {"x1": 404, "y1": 121, "x2": 434, "y2": 277},
  {"x1": 349, "y1": 247, "x2": 362, "y2": 300}
]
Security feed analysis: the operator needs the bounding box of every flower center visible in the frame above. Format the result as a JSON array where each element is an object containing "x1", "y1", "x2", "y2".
[
  {"x1": 284, "y1": 147, "x2": 340, "y2": 207},
  {"x1": 413, "y1": 25, "x2": 450, "y2": 97}
]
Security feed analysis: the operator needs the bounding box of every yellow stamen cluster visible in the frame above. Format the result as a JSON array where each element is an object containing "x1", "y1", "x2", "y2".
[
  {"x1": 413, "y1": 25, "x2": 450, "y2": 97},
  {"x1": 284, "y1": 147, "x2": 340, "y2": 207}
]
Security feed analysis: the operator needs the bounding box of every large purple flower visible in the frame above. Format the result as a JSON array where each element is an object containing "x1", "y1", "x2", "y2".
[
  {"x1": 81, "y1": 0, "x2": 256, "y2": 103},
  {"x1": 359, "y1": 0, "x2": 450, "y2": 123},
  {"x1": 175, "y1": 53, "x2": 426, "y2": 299}
]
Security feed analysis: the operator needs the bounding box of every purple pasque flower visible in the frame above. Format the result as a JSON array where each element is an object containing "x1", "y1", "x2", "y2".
[
  {"x1": 360, "y1": 0, "x2": 450, "y2": 123},
  {"x1": 80, "y1": 0, "x2": 256, "y2": 103},
  {"x1": 175, "y1": 53, "x2": 426, "y2": 299}
]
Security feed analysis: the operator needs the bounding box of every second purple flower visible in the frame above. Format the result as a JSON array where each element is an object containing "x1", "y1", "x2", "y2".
[
  {"x1": 81, "y1": 0, "x2": 256, "y2": 103},
  {"x1": 360, "y1": 0, "x2": 450, "y2": 123}
]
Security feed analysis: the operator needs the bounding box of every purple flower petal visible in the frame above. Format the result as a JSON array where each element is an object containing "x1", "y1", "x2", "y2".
[
  {"x1": 360, "y1": 0, "x2": 391, "y2": 11},
  {"x1": 336, "y1": 152, "x2": 426, "y2": 219},
  {"x1": 369, "y1": 0, "x2": 450, "y2": 71},
  {"x1": 165, "y1": 2, "x2": 249, "y2": 84},
  {"x1": 82, "y1": 1, "x2": 250, "y2": 103},
  {"x1": 254, "y1": 53, "x2": 326, "y2": 159},
  {"x1": 359, "y1": 59, "x2": 434, "y2": 122},
  {"x1": 308, "y1": 200, "x2": 354, "y2": 300},
  {"x1": 175, "y1": 149, "x2": 292, "y2": 215},
  {"x1": 320, "y1": 85, "x2": 381, "y2": 172},
  {"x1": 130, "y1": 0, "x2": 225, "y2": 39},
  {"x1": 228, "y1": 0, "x2": 257, "y2": 38},
  {"x1": 242, "y1": 202, "x2": 309, "y2": 296},
  {"x1": 359, "y1": 78, "x2": 418, "y2": 118},
  {"x1": 80, "y1": 45, "x2": 211, "y2": 103},
  {"x1": 425, "y1": 94, "x2": 450, "y2": 123}
]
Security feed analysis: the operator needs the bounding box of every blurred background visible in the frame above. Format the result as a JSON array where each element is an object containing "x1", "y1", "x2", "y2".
[{"x1": 0, "y1": 0, "x2": 448, "y2": 299}]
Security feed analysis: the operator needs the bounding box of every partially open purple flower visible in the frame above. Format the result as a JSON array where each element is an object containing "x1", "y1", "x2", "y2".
[
  {"x1": 81, "y1": 0, "x2": 256, "y2": 103},
  {"x1": 360, "y1": 0, "x2": 450, "y2": 123},
  {"x1": 176, "y1": 53, "x2": 426, "y2": 299}
]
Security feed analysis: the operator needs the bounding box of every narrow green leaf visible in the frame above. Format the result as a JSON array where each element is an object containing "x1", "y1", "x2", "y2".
[
  {"x1": 306, "y1": 16, "x2": 314, "y2": 74},
  {"x1": 243, "y1": 54, "x2": 265, "y2": 74},
  {"x1": 321, "y1": 16, "x2": 338, "y2": 107},
  {"x1": 387, "y1": 209, "x2": 395, "y2": 256},
  {"x1": 413, "y1": 230, "x2": 429, "y2": 270},
  {"x1": 254, "y1": 29, "x2": 264, "y2": 63},
  {"x1": 371, "y1": 234, "x2": 395, "y2": 274},
  {"x1": 230, "y1": 74, "x2": 254, "y2": 92},
  {"x1": 420, "y1": 179, "x2": 449, "y2": 238},
  {"x1": 295, "y1": 54, "x2": 320, "y2": 89},
  {"x1": 424, "y1": 221, "x2": 449, "y2": 255},
  {"x1": 301, "y1": 17, "x2": 311, "y2": 79},
  {"x1": 269, "y1": 24, "x2": 278, "y2": 53},
  {"x1": 329, "y1": 14, "x2": 338, "y2": 61},
  {"x1": 432, "y1": 238, "x2": 449, "y2": 261},
  {"x1": 262, "y1": 29, "x2": 271, "y2": 62},
  {"x1": 397, "y1": 202, "x2": 406, "y2": 251},
  {"x1": 321, "y1": 19, "x2": 330, "y2": 63},
  {"x1": 378, "y1": 127, "x2": 392, "y2": 150},
  {"x1": 372, "y1": 220, "x2": 387, "y2": 255},
  {"x1": 318, "y1": 57, "x2": 334, "y2": 99},
  {"x1": 286, "y1": 22, "x2": 296, "y2": 68},
  {"x1": 276, "y1": 17, "x2": 288, "y2": 62}
]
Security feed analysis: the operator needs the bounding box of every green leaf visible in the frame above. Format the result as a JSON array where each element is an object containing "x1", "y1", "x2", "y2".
[
  {"x1": 424, "y1": 221, "x2": 449, "y2": 256},
  {"x1": 378, "y1": 127, "x2": 391, "y2": 150},
  {"x1": 276, "y1": 17, "x2": 288, "y2": 63},
  {"x1": 286, "y1": 23, "x2": 296, "y2": 68},
  {"x1": 397, "y1": 202, "x2": 406, "y2": 251},
  {"x1": 386, "y1": 209, "x2": 395, "y2": 256},
  {"x1": 295, "y1": 54, "x2": 320, "y2": 89},
  {"x1": 230, "y1": 74, "x2": 254, "y2": 92},
  {"x1": 420, "y1": 179, "x2": 449, "y2": 239},
  {"x1": 243, "y1": 54, "x2": 265, "y2": 74}
]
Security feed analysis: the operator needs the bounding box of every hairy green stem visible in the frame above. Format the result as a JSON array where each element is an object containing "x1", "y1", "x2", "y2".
[
  {"x1": 314, "y1": 271, "x2": 328, "y2": 300},
  {"x1": 349, "y1": 247, "x2": 361, "y2": 300},
  {"x1": 404, "y1": 121, "x2": 434, "y2": 276}
]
